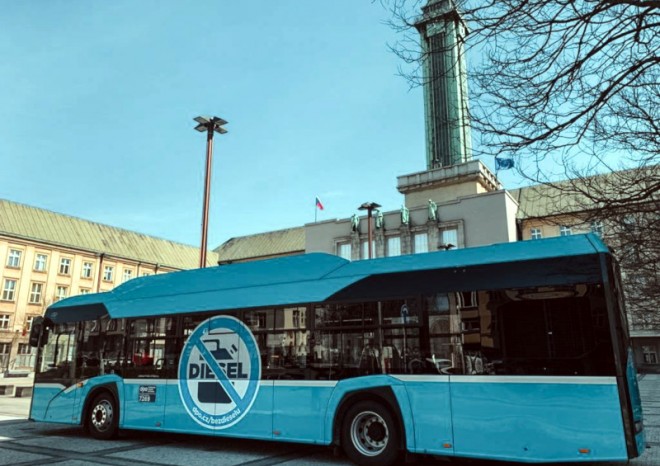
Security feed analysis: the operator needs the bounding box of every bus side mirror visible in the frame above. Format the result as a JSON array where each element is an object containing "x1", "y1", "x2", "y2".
[{"x1": 29, "y1": 317, "x2": 51, "y2": 348}]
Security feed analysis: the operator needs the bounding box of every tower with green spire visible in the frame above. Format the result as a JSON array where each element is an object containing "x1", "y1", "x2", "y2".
[{"x1": 416, "y1": 0, "x2": 472, "y2": 169}]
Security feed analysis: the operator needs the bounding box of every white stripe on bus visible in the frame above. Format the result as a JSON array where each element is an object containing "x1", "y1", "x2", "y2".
[
  {"x1": 123, "y1": 378, "x2": 169, "y2": 385},
  {"x1": 391, "y1": 375, "x2": 450, "y2": 383},
  {"x1": 39, "y1": 375, "x2": 617, "y2": 391},
  {"x1": 272, "y1": 380, "x2": 338, "y2": 388},
  {"x1": 449, "y1": 375, "x2": 617, "y2": 385}
]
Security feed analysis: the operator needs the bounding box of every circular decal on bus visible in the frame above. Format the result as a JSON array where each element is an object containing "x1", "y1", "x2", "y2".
[{"x1": 178, "y1": 315, "x2": 261, "y2": 430}]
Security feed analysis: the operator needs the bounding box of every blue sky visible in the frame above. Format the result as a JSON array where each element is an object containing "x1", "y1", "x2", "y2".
[{"x1": 0, "y1": 1, "x2": 520, "y2": 249}]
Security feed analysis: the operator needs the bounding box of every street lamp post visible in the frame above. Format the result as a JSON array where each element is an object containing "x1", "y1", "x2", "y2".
[
  {"x1": 358, "y1": 202, "x2": 381, "y2": 259},
  {"x1": 194, "y1": 116, "x2": 228, "y2": 268}
]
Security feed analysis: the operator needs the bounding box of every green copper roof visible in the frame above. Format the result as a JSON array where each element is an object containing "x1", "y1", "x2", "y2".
[
  {"x1": 512, "y1": 166, "x2": 659, "y2": 219},
  {"x1": 214, "y1": 226, "x2": 305, "y2": 263},
  {"x1": 0, "y1": 199, "x2": 216, "y2": 269}
]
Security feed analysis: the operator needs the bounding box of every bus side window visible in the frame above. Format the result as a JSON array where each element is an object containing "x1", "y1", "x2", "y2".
[
  {"x1": 124, "y1": 317, "x2": 177, "y2": 378},
  {"x1": 243, "y1": 307, "x2": 310, "y2": 381},
  {"x1": 102, "y1": 319, "x2": 125, "y2": 375},
  {"x1": 423, "y1": 286, "x2": 618, "y2": 377}
]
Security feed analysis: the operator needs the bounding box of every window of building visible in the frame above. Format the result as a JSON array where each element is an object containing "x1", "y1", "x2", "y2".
[
  {"x1": 245, "y1": 311, "x2": 267, "y2": 330},
  {"x1": 82, "y1": 261, "x2": 93, "y2": 279},
  {"x1": 25, "y1": 315, "x2": 35, "y2": 332},
  {"x1": 0, "y1": 343, "x2": 9, "y2": 354},
  {"x1": 386, "y1": 237, "x2": 401, "y2": 257},
  {"x1": 441, "y1": 228, "x2": 458, "y2": 249},
  {"x1": 29, "y1": 282, "x2": 43, "y2": 304},
  {"x1": 413, "y1": 233, "x2": 428, "y2": 254},
  {"x1": 79, "y1": 288, "x2": 91, "y2": 295},
  {"x1": 18, "y1": 343, "x2": 32, "y2": 354},
  {"x1": 0, "y1": 314, "x2": 10, "y2": 329},
  {"x1": 337, "y1": 243, "x2": 351, "y2": 261},
  {"x1": 0, "y1": 342, "x2": 8, "y2": 368},
  {"x1": 123, "y1": 268, "x2": 134, "y2": 283},
  {"x1": 360, "y1": 240, "x2": 376, "y2": 260},
  {"x1": 34, "y1": 253, "x2": 48, "y2": 272},
  {"x1": 15, "y1": 343, "x2": 35, "y2": 368},
  {"x1": 103, "y1": 266, "x2": 114, "y2": 282},
  {"x1": 591, "y1": 221, "x2": 604, "y2": 236},
  {"x1": 457, "y1": 291, "x2": 478, "y2": 308},
  {"x1": 643, "y1": 346, "x2": 658, "y2": 364},
  {"x1": 6, "y1": 249, "x2": 22, "y2": 268},
  {"x1": 55, "y1": 286, "x2": 69, "y2": 301},
  {"x1": 2, "y1": 279, "x2": 17, "y2": 301},
  {"x1": 59, "y1": 257, "x2": 72, "y2": 275},
  {"x1": 560, "y1": 225, "x2": 572, "y2": 236},
  {"x1": 141, "y1": 272, "x2": 151, "y2": 277},
  {"x1": 530, "y1": 227, "x2": 542, "y2": 240}
]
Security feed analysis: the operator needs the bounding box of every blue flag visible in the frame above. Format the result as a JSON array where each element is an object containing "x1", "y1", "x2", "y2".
[{"x1": 495, "y1": 158, "x2": 515, "y2": 170}]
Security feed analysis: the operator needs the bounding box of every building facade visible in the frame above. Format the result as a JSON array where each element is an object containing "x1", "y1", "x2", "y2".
[
  {"x1": 0, "y1": 199, "x2": 216, "y2": 372},
  {"x1": 306, "y1": 161, "x2": 518, "y2": 260}
]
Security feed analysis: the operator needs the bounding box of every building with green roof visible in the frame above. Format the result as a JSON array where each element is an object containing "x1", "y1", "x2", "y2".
[{"x1": 0, "y1": 199, "x2": 216, "y2": 371}]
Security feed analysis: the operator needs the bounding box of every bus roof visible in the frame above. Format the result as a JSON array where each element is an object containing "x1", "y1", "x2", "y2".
[{"x1": 46, "y1": 233, "x2": 610, "y2": 323}]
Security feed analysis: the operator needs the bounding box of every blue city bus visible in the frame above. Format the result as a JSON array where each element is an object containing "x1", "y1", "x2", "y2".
[{"x1": 28, "y1": 234, "x2": 644, "y2": 465}]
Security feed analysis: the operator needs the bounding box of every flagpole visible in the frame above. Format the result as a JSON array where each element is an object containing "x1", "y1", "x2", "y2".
[{"x1": 314, "y1": 196, "x2": 324, "y2": 222}]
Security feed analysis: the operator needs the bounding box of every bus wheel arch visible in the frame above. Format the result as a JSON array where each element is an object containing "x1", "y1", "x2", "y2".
[
  {"x1": 83, "y1": 384, "x2": 119, "y2": 440},
  {"x1": 333, "y1": 388, "x2": 405, "y2": 466}
]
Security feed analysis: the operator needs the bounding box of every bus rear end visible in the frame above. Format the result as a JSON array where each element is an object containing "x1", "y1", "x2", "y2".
[{"x1": 606, "y1": 255, "x2": 645, "y2": 458}]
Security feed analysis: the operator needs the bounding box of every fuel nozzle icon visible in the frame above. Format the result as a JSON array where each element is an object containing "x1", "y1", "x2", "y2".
[{"x1": 197, "y1": 339, "x2": 240, "y2": 404}]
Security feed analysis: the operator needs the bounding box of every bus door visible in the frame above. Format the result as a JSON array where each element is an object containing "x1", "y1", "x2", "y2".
[
  {"x1": 399, "y1": 296, "x2": 454, "y2": 456},
  {"x1": 122, "y1": 319, "x2": 168, "y2": 430},
  {"x1": 35, "y1": 324, "x2": 78, "y2": 423},
  {"x1": 72, "y1": 320, "x2": 105, "y2": 423}
]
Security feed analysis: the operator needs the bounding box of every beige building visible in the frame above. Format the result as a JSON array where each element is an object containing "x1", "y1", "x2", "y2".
[
  {"x1": 306, "y1": 161, "x2": 518, "y2": 259},
  {"x1": 0, "y1": 199, "x2": 216, "y2": 372},
  {"x1": 214, "y1": 161, "x2": 519, "y2": 264}
]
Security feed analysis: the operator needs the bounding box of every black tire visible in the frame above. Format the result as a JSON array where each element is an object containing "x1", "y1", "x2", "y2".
[
  {"x1": 86, "y1": 392, "x2": 118, "y2": 440},
  {"x1": 341, "y1": 400, "x2": 401, "y2": 466}
]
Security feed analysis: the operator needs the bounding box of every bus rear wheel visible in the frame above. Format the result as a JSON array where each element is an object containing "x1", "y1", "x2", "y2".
[
  {"x1": 341, "y1": 401, "x2": 400, "y2": 466},
  {"x1": 87, "y1": 392, "x2": 118, "y2": 440}
]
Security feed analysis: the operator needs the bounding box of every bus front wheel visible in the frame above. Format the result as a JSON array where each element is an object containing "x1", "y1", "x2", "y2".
[
  {"x1": 341, "y1": 401, "x2": 400, "y2": 466},
  {"x1": 87, "y1": 392, "x2": 118, "y2": 440}
]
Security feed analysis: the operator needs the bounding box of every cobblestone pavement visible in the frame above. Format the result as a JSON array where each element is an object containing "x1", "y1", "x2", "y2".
[
  {"x1": 632, "y1": 374, "x2": 660, "y2": 466},
  {"x1": 0, "y1": 375, "x2": 658, "y2": 466}
]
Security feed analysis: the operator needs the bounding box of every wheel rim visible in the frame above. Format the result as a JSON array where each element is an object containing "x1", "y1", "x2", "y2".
[
  {"x1": 350, "y1": 410, "x2": 389, "y2": 457},
  {"x1": 91, "y1": 400, "x2": 113, "y2": 432}
]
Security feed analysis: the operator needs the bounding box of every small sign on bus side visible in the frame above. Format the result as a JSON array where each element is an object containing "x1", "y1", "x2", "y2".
[{"x1": 138, "y1": 385, "x2": 157, "y2": 403}]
